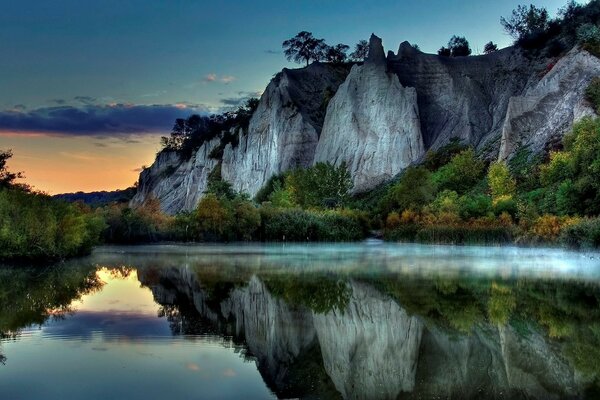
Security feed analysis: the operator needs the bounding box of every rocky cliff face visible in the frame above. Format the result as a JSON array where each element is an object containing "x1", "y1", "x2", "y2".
[
  {"x1": 134, "y1": 35, "x2": 598, "y2": 214},
  {"x1": 389, "y1": 42, "x2": 543, "y2": 152},
  {"x1": 130, "y1": 135, "x2": 223, "y2": 214},
  {"x1": 221, "y1": 62, "x2": 350, "y2": 197},
  {"x1": 499, "y1": 47, "x2": 600, "y2": 161},
  {"x1": 314, "y1": 35, "x2": 424, "y2": 192}
]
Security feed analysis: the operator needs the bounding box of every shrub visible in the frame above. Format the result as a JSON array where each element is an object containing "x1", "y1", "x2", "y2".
[
  {"x1": 381, "y1": 166, "x2": 436, "y2": 214},
  {"x1": 459, "y1": 194, "x2": 493, "y2": 220},
  {"x1": 259, "y1": 207, "x2": 365, "y2": 242},
  {"x1": 195, "y1": 194, "x2": 233, "y2": 241},
  {"x1": 431, "y1": 149, "x2": 486, "y2": 194},
  {"x1": 493, "y1": 195, "x2": 519, "y2": 218},
  {"x1": 429, "y1": 190, "x2": 460, "y2": 215},
  {"x1": 423, "y1": 138, "x2": 468, "y2": 171},
  {"x1": 268, "y1": 181, "x2": 296, "y2": 208},
  {"x1": 488, "y1": 162, "x2": 516, "y2": 199},
  {"x1": 560, "y1": 217, "x2": 600, "y2": 248},
  {"x1": 528, "y1": 215, "x2": 581, "y2": 243},
  {"x1": 255, "y1": 174, "x2": 285, "y2": 203},
  {"x1": 231, "y1": 198, "x2": 261, "y2": 241},
  {"x1": 286, "y1": 162, "x2": 353, "y2": 208},
  {"x1": 0, "y1": 188, "x2": 104, "y2": 261}
]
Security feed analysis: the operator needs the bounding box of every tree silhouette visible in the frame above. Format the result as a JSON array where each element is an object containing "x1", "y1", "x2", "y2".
[
  {"x1": 501, "y1": 5, "x2": 550, "y2": 40},
  {"x1": 349, "y1": 40, "x2": 369, "y2": 61},
  {"x1": 448, "y1": 36, "x2": 472, "y2": 57},
  {"x1": 484, "y1": 41, "x2": 498, "y2": 54},
  {"x1": 324, "y1": 43, "x2": 350, "y2": 64},
  {"x1": 438, "y1": 46, "x2": 451, "y2": 57},
  {"x1": 282, "y1": 31, "x2": 327, "y2": 66},
  {"x1": 0, "y1": 150, "x2": 23, "y2": 189}
]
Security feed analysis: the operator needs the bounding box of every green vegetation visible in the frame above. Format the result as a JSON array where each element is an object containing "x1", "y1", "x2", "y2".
[
  {"x1": 380, "y1": 116, "x2": 600, "y2": 247},
  {"x1": 0, "y1": 151, "x2": 105, "y2": 262},
  {"x1": 500, "y1": 1, "x2": 600, "y2": 56}
]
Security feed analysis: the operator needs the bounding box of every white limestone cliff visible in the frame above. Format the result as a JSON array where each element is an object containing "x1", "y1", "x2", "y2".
[{"x1": 314, "y1": 34, "x2": 424, "y2": 192}]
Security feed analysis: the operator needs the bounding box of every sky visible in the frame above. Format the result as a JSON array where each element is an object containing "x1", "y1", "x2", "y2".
[{"x1": 0, "y1": 0, "x2": 572, "y2": 194}]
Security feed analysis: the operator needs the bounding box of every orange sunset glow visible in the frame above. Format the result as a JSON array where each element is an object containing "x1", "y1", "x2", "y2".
[{"x1": 0, "y1": 132, "x2": 162, "y2": 194}]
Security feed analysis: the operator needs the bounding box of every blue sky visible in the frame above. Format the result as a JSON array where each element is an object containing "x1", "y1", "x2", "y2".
[{"x1": 0, "y1": 0, "x2": 576, "y2": 192}]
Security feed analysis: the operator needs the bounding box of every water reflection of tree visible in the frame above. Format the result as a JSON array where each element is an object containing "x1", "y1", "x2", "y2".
[{"x1": 0, "y1": 263, "x2": 103, "y2": 340}]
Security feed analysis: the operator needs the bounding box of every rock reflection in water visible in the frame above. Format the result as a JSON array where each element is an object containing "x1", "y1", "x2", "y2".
[
  {"x1": 2, "y1": 244, "x2": 600, "y2": 399},
  {"x1": 99, "y1": 245, "x2": 600, "y2": 400}
]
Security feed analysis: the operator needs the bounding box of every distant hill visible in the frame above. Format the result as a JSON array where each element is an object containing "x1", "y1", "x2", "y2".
[{"x1": 55, "y1": 187, "x2": 137, "y2": 207}]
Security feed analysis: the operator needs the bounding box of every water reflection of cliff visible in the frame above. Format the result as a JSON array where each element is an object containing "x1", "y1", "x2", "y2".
[{"x1": 133, "y1": 260, "x2": 600, "y2": 400}]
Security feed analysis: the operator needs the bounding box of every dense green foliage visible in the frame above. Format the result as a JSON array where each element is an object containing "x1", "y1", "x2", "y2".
[
  {"x1": 0, "y1": 150, "x2": 105, "y2": 261},
  {"x1": 0, "y1": 189, "x2": 105, "y2": 261},
  {"x1": 380, "y1": 116, "x2": 600, "y2": 247}
]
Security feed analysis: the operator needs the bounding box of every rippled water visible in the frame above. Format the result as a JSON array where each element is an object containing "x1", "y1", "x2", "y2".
[{"x1": 1, "y1": 243, "x2": 600, "y2": 399}]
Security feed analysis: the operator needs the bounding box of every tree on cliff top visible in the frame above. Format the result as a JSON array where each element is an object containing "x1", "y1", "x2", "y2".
[
  {"x1": 438, "y1": 36, "x2": 472, "y2": 57},
  {"x1": 501, "y1": 4, "x2": 550, "y2": 40},
  {"x1": 484, "y1": 41, "x2": 499, "y2": 53},
  {"x1": 324, "y1": 43, "x2": 350, "y2": 64},
  {"x1": 350, "y1": 40, "x2": 369, "y2": 61},
  {"x1": 448, "y1": 36, "x2": 472, "y2": 57},
  {"x1": 282, "y1": 31, "x2": 327, "y2": 66}
]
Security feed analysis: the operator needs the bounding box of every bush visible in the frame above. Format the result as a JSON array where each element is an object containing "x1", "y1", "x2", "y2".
[
  {"x1": 231, "y1": 198, "x2": 261, "y2": 241},
  {"x1": 431, "y1": 149, "x2": 486, "y2": 194},
  {"x1": 286, "y1": 162, "x2": 353, "y2": 208},
  {"x1": 560, "y1": 217, "x2": 600, "y2": 249},
  {"x1": 380, "y1": 166, "x2": 436, "y2": 214},
  {"x1": 459, "y1": 194, "x2": 493, "y2": 220},
  {"x1": 493, "y1": 195, "x2": 519, "y2": 218},
  {"x1": 195, "y1": 193, "x2": 233, "y2": 241},
  {"x1": 488, "y1": 162, "x2": 516, "y2": 200},
  {"x1": 0, "y1": 188, "x2": 104, "y2": 261},
  {"x1": 527, "y1": 215, "x2": 581, "y2": 243},
  {"x1": 259, "y1": 207, "x2": 365, "y2": 242}
]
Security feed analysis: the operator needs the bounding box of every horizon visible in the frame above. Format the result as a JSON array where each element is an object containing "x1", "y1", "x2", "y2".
[{"x1": 0, "y1": 0, "x2": 573, "y2": 194}]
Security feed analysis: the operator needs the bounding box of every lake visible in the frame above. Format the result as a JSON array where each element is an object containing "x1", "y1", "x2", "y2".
[{"x1": 1, "y1": 243, "x2": 600, "y2": 399}]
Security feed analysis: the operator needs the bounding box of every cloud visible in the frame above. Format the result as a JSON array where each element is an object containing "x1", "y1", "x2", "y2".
[
  {"x1": 203, "y1": 73, "x2": 237, "y2": 84},
  {"x1": 220, "y1": 75, "x2": 236, "y2": 84},
  {"x1": 264, "y1": 49, "x2": 280, "y2": 54},
  {"x1": 0, "y1": 102, "x2": 210, "y2": 137},
  {"x1": 203, "y1": 73, "x2": 217, "y2": 82}
]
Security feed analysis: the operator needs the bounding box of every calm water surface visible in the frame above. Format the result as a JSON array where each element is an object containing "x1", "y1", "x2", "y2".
[{"x1": 1, "y1": 243, "x2": 600, "y2": 399}]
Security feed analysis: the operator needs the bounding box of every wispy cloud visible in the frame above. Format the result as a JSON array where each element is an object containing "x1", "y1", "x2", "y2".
[
  {"x1": 203, "y1": 73, "x2": 217, "y2": 83},
  {"x1": 203, "y1": 73, "x2": 237, "y2": 84},
  {"x1": 264, "y1": 49, "x2": 280, "y2": 54},
  {"x1": 220, "y1": 75, "x2": 236, "y2": 84},
  {"x1": 0, "y1": 102, "x2": 210, "y2": 137}
]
